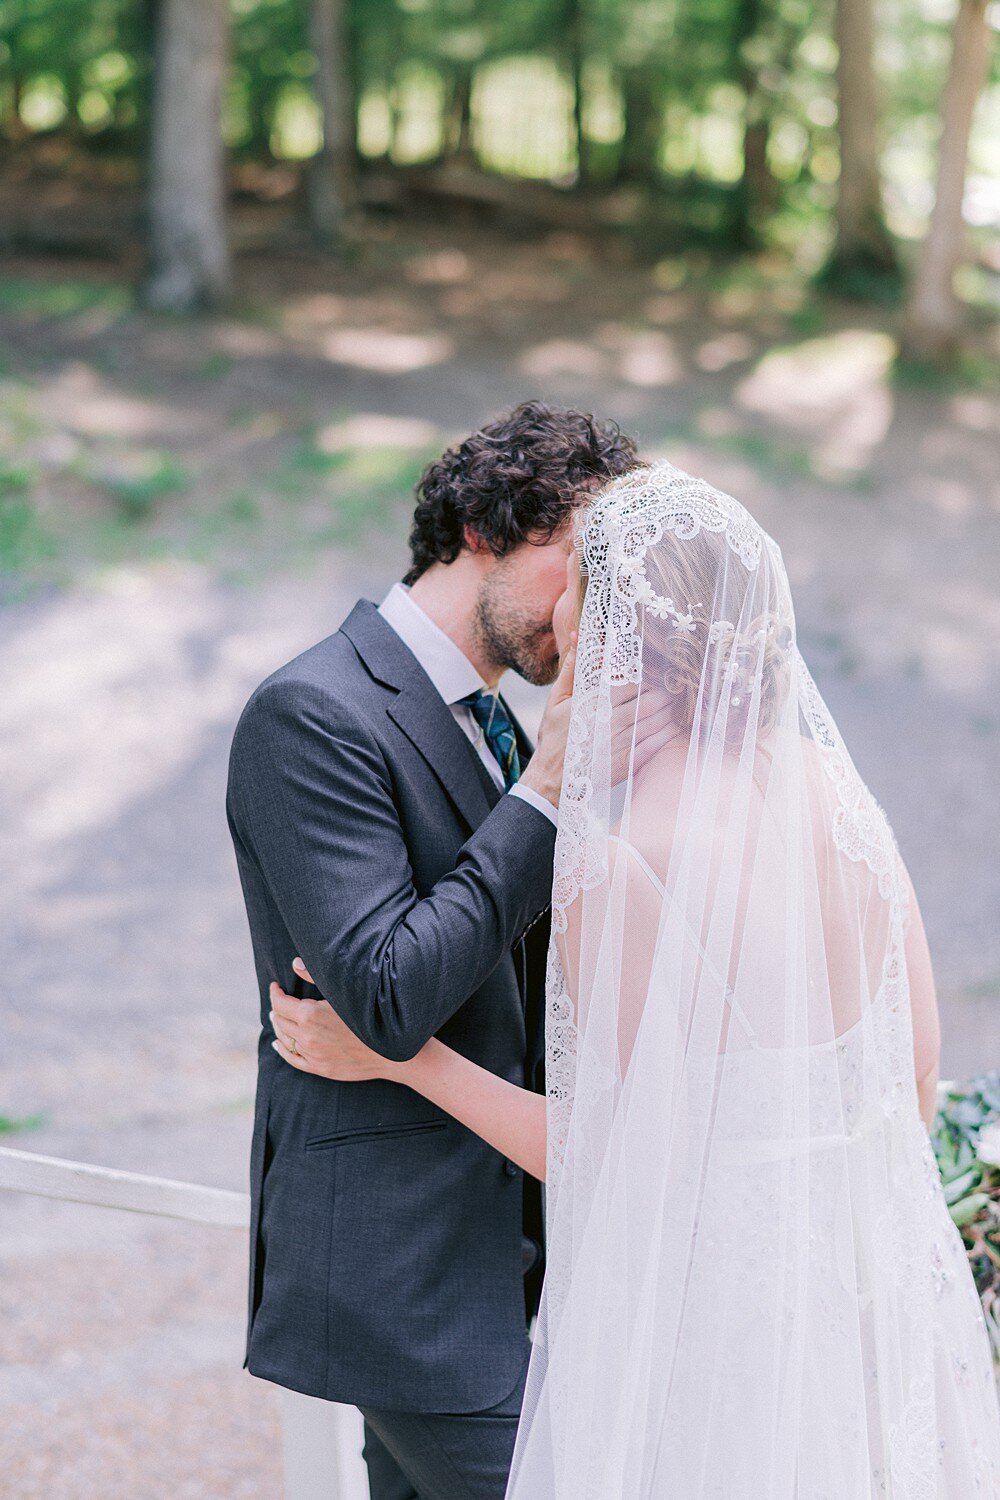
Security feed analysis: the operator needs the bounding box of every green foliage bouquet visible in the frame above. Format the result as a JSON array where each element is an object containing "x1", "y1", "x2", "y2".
[{"x1": 934, "y1": 1073, "x2": 1000, "y2": 1360}]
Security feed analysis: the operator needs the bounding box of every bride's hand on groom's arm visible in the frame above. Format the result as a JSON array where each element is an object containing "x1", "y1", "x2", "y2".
[
  {"x1": 270, "y1": 959, "x2": 404, "y2": 1083},
  {"x1": 270, "y1": 961, "x2": 547, "y2": 1177}
]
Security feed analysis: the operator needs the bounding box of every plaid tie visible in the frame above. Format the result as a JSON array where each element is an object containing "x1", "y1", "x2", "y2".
[{"x1": 458, "y1": 690, "x2": 521, "y2": 790}]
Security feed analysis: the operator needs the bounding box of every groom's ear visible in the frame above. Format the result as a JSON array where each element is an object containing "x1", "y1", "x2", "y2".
[{"x1": 462, "y1": 525, "x2": 492, "y2": 556}]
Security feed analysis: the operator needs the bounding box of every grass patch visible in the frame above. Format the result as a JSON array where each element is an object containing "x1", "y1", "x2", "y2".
[
  {"x1": 0, "y1": 278, "x2": 131, "y2": 321},
  {"x1": 0, "y1": 461, "x2": 55, "y2": 574},
  {"x1": 197, "y1": 352, "x2": 235, "y2": 380},
  {"x1": 892, "y1": 356, "x2": 958, "y2": 393},
  {"x1": 655, "y1": 413, "x2": 876, "y2": 494},
  {"x1": 170, "y1": 437, "x2": 430, "y2": 575},
  {"x1": 892, "y1": 349, "x2": 1000, "y2": 395},
  {"x1": 964, "y1": 976, "x2": 1000, "y2": 1000},
  {"x1": 0, "y1": 461, "x2": 36, "y2": 499},
  {"x1": 813, "y1": 258, "x2": 904, "y2": 308},
  {"x1": 223, "y1": 490, "x2": 261, "y2": 524},
  {"x1": 323, "y1": 450, "x2": 430, "y2": 543},
  {"x1": 274, "y1": 436, "x2": 431, "y2": 535},
  {"x1": 0, "y1": 1111, "x2": 47, "y2": 1134},
  {"x1": 693, "y1": 421, "x2": 821, "y2": 486},
  {"x1": 104, "y1": 456, "x2": 189, "y2": 522},
  {"x1": 227, "y1": 406, "x2": 262, "y2": 429},
  {"x1": 785, "y1": 301, "x2": 828, "y2": 337},
  {"x1": 285, "y1": 442, "x2": 352, "y2": 477}
]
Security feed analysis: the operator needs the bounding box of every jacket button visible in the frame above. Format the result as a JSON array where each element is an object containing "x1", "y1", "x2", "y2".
[{"x1": 504, "y1": 1159, "x2": 519, "y2": 1178}]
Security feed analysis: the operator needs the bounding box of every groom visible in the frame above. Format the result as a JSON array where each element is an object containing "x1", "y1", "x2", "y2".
[{"x1": 227, "y1": 401, "x2": 639, "y2": 1499}]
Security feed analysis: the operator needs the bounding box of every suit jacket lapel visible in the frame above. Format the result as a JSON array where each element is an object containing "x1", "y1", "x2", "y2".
[
  {"x1": 503, "y1": 697, "x2": 535, "y2": 770},
  {"x1": 468, "y1": 741, "x2": 503, "y2": 809},
  {"x1": 387, "y1": 682, "x2": 495, "y2": 830},
  {"x1": 341, "y1": 600, "x2": 495, "y2": 832}
]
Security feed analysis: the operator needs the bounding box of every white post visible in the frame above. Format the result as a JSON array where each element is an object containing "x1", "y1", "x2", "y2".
[
  {"x1": 0, "y1": 1147, "x2": 371, "y2": 1498},
  {"x1": 279, "y1": 1389, "x2": 369, "y2": 1500},
  {"x1": 0, "y1": 1145, "x2": 249, "y2": 1225}
]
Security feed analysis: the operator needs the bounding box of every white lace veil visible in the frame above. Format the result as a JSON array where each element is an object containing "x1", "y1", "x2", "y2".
[{"x1": 506, "y1": 463, "x2": 986, "y2": 1497}]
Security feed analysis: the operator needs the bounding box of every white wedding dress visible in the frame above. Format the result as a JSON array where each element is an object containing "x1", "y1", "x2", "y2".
[
  {"x1": 617, "y1": 840, "x2": 998, "y2": 1498},
  {"x1": 506, "y1": 465, "x2": 1000, "y2": 1498}
]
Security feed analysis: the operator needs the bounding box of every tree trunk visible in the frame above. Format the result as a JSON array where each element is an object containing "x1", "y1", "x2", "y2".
[
  {"x1": 830, "y1": 0, "x2": 897, "y2": 276},
  {"x1": 133, "y1": 0, "x2": 161, "y2": 156},
  {"x1": 386, "y1": 76, "x2": 403, "y2": 162},
  {"x1": 733, "y1": 0, "x2": 776, "y2": 247},
  {"x1": 10, "y1": 74, "x2": 24, "y2": 137},
  {"x1": 617, "y1": 67, "x2": 662, "y2": 184},
  {"x1": 306, "y1": 0, "x2": 359, "y2": 251},
  {"x1": 143, "y1": 0, "x2": 229, "y2": 312},
  {"x1": 564, "y1": 0, "x2": 587, "y2": 183},
  {"x1": 446, "y1": 68, "x2": 475, "y2": 162},
  {"x1": 7, "y1": 35, "x2": 29, "y2": 142},
  {"x1": 903, "y1": 0, "x2": 992, "y2": 361}
]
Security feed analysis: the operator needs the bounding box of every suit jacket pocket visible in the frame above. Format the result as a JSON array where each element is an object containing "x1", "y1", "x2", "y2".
[{"x1": 304, "y1": 1118, "x2": 447, "y2": 1152}]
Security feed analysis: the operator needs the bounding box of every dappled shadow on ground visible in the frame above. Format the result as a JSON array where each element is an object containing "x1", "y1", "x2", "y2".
[
  {"x1": 1, "y1": 218, "x2": 997, "y2": 592},
  {"x1": 0, "y1": 222, "x2": 998, "y2": 1494},
  {"x1": 0, "y1": 1198, "x2": 281, "y2": 1500}
]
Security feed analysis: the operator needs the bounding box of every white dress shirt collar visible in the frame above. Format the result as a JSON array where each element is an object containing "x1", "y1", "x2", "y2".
[
  {"x1": 378, "y1": 582, "x2": 486, "y2": 706},
  {"x1": 377, "y1": 581, "x2": 559, "y2": 827}
]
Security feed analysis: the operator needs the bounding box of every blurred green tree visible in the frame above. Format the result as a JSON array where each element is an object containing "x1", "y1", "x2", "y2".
[
  {"x1": 305, "y1": 0, "x2": 359, "y2": 247},
  {"x1": 144, "y1": 0, "x2": 229, "y2": 310},
  {"x1": 828, "y1": 0, "x2": 898, "y2": 283},
  {"x1": 903, "y1": 0, "x2": 995, "y2": 361},
  {"x1": 0, "y1": 0, "x2": 995, "y2": 352}
]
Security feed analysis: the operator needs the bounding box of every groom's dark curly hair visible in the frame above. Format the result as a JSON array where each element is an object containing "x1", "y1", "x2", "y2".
[{"x1": 404, "y1": 401, "x2": 639, "y2": 584}]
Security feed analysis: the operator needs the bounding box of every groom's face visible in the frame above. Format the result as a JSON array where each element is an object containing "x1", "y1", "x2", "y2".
[{"x1": 474, "y1": 525, "x2": 576, "y2": 686}]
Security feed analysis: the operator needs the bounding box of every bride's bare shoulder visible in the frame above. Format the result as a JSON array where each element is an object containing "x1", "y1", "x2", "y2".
[
  {"x1": 621, "y1": 745, "x2": 690, "y2": 878},
  {"x1": 629, "y1": 742, "x2": 688, "y2": 815}
]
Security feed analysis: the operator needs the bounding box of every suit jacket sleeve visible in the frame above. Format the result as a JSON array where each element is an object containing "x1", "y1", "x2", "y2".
[{"x1": 227, "y1": 676, "x2": 557, "y2": 1061}]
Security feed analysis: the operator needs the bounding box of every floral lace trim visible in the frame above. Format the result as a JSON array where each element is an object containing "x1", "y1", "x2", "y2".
[
  {"x1": 545, "y1": 946, "x2": 576, "y2": 1180},
  {"x1": 888, "y1": 1373, "x2": 938, "y2": 1500},
  {"x1": 797, "y1": 652, "x2": 908, "y2": 923},
  {"x1": 547, "y1": 466, "x2": 772, "y2": 1190},
  {"x1": 546, "y1": 471, "x2": 911, "y2": 1176},
  {"x1": 576, "y1": 463, "x2": 765, "y2": 696}
]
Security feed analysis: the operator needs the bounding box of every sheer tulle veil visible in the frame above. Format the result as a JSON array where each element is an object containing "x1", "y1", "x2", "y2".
[{"x1": 506, "y1": 463, "x2": 1000, "y2": 1498}]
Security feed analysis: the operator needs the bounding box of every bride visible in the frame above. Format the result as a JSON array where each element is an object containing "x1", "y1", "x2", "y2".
[{"x1": 273, "y1": 463, "x2": 1000, "y2": 1496}]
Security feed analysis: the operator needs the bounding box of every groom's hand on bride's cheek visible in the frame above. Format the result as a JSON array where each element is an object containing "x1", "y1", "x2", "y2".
[{"x1": 520, "y1": 631, "x2": 577, "y2": 808}]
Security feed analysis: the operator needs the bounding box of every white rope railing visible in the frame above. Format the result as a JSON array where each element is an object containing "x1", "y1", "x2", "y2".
[
  {"x1": 0, "y1": 1144, "x2": 250, "y2": 1225},
  {"x1": 0, "y1": 1145, "x2": 369, "y2": 1500}
]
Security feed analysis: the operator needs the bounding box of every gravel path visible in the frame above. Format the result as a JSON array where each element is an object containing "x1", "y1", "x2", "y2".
[
  {"x1": 1, "y1": 236, "x2": 998, "y2": 1496},
  {"x1": 0, "y1": 551, "x2": 402, "y2": 1497}
]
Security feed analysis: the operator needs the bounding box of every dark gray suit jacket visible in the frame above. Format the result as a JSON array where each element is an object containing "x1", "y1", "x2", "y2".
[{"x1": 226, "y1": 599, "x2": 555, "y2": 1411}]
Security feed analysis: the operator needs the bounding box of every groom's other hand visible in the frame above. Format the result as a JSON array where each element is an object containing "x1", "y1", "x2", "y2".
[
  {"x1": 609, "y1": 683, "x2": 680, "y2": 785},
  {"x1": 519, "y1": 633, "x2": 577, "y2": 809}
]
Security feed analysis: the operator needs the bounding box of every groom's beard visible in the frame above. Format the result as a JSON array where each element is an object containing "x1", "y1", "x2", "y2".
[{"x1": 474, "y1": 584, "x2": 560, "y2": 687}]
